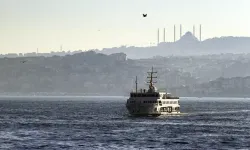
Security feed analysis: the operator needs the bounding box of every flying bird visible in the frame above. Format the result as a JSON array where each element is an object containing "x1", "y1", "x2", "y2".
[
  {"x1": 21, "y1": 60, "x2": 27, "y2": 63},
  {"x1": 143, "y1": 14, "x2": 147, "y2": 17}
]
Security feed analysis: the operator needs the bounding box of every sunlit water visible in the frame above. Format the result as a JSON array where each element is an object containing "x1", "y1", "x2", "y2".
[{"x1": 0, "y1": 96, "x2": 250, "y2": 149}]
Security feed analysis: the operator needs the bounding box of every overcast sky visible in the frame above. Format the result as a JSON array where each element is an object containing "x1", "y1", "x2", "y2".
[{"x1": 1, "y1": 0, "x2": 250, "y2": 53}]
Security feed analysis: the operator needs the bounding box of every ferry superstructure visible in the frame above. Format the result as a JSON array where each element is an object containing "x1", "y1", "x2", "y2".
[{"x1": 126, "y1": 67, "x2": 180, "y2": 116}]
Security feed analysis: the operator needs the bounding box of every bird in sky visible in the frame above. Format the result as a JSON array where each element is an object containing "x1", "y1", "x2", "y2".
[{"x1": 143, "y1": 14, "x2": 147, "y2": 17}]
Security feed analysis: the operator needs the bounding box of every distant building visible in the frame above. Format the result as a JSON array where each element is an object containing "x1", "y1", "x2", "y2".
[
  {"x1": 23, "y1": 52, "x2": 37, "y2": 57},
  {"x1": 5, "y1": 53, "x2": 18, "y2": 58},
  {"x1": 109, "y1": 53, "x2": 127, "y2": 61}
]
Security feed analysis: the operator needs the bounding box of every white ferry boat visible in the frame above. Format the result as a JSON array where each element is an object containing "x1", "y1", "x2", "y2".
[{"x1": 126, "y1": 67, "x2": 180, "y2": 116}]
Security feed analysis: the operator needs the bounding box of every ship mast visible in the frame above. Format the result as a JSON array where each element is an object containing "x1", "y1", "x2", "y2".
[
  {"x1": 135, "y1": 76, "x2": 138, "y2": 93},
  {"x1": 147, "y1": 67, "x2": 157, "y2": 89}
]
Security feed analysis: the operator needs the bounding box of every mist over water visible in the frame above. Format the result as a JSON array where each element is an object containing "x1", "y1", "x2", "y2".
[{"x1": 0, "y1": 96, "x2": 250, "y2": 149}]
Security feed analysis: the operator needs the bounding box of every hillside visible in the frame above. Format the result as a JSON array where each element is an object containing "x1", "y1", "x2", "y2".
[
  {"x1": 98, "y1": 32, "x2": 250, "y2": 59},
  {"x1": 1, "y1": 51, "x2": 250, "y2": 96},
  {"x1": 172, "y1": 76, "x2": 250, "y2": 97}
]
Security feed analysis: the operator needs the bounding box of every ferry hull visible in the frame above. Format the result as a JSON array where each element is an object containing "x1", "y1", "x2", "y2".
[
  {"x1": 126, "y1": 102, "x2": 180, "y2": 117},
  {"x1": 127, "y1": 112, "x2": 181, "y2": 117}
]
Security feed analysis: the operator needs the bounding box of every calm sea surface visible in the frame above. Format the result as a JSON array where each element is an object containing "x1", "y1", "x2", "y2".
[{"x1": 0, "y1": 96, "x2": 250, "y2": 150}]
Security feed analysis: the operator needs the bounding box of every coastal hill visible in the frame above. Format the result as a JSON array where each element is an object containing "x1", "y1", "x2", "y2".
[
  {"x1": 1, "y1": 51, "x2": 250, "y2": 96},
  {"x1": 173, "y1": 76, "x2": 250, "y2": 97},
  {"x1": 98, "y1": 32, "x2": 250, "y2": 59}
]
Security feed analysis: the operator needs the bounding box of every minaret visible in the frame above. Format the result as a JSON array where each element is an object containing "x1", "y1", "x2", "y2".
[
  {"x1": 199, "y1": 24, "x2": 202, "y2": 41},
  {"x1": 163, "y1": 28, "x2": 166, "y2": 42},
  {"x1": 174, "y1": 25, "x2": 176, "y2": 42},
  {"x1": 180, "y1": 24, "x2": 182, "y2": 39},
  {"x1": 157, "y1": 28, "x2": 159, "y2": 45},
  {"x1": 193, "y1": 25, "x2": 195, "y2": 37}
]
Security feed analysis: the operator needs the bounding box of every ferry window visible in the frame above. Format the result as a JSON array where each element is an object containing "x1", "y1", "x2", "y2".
[
  {"x1": 170, "y1": 101, "x2": 173, "y2": 104},
  {"x1": 159, "y1": 101, "x2": 162, "y2": 103},
  {"x1": 174, "y1": 101, "x2": 177, "y2": 104},
  {"x1": 166, "y1": 101, "x2": 169, "y2": 104}
]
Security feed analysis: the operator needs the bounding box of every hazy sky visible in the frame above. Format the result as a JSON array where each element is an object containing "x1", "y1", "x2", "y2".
[{"x1": 1, "y1": 0, "x2": 250, "y2": 54}]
